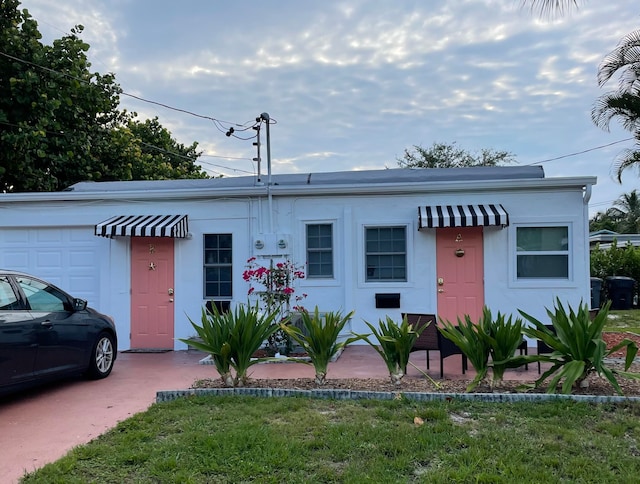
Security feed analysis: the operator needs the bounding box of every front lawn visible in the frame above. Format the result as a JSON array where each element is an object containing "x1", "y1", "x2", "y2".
[
  {"x1": 22, "y1": 396, "x2": 640, "y2": 483},
  {"x1": 606, "y1": 309, "x2": 640, "y2": 334}
]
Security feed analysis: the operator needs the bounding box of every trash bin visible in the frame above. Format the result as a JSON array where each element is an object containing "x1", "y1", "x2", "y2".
[
  {"x1": 604, "y1": 276, "x2": 636, "y2": 310},
  {"x1": 590, "y1": 277, "x2": 603, "y2": 309}
]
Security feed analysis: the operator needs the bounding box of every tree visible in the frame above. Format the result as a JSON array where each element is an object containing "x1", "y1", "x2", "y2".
[
  {"x1": 520, "y1": 1, "x2": 580, "y2": 17},
  {"x1": 609, "y1": 190, "x2": 640, "y2": 234},
  {"x1": 397, "y1": 141, "x2": 516, "y2": 169},
  {"x1": 0, "y1": 0, "x2": 207, "y2": 192},
  {"x1": 589, "y1": 210, "x2": 620, "y2": 233},
  {"x1": 592, "y1": 30, "x2": 640, "y2": 182}
]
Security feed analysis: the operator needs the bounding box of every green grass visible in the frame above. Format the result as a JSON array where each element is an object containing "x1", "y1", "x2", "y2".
[
  {"x1": 22, "y1": 396, "x2": 640, "y2": 483},
  {"x1": 606, "y1": 309, "x2": 640, "y2": 334}
]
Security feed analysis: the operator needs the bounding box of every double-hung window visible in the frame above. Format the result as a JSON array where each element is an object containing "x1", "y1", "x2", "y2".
[
  {"x1": 204, "y1": 234, "x2": 232, "y2": 298},
  {"x1": 365, "y1": 226, "x2": 407, "y2": 282},
  {"x1": 516, "y1": 226, "x2": 569, "y2": 279},
  {"x1": 306, "y1": 223, "x2": 333, "y2": 278}
]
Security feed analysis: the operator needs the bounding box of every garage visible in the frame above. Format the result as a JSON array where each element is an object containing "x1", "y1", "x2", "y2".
[{"x1": 0, "y1": 227, "x2": 102, "y2": 309}]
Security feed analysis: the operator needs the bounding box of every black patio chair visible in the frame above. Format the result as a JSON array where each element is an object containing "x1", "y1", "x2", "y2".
[
  {"x1": 536, "y1": 324, "x2": 556, "y2": 374},
  {"x1": 403, "y1": 313, "x2": 467, "y2": 378}
]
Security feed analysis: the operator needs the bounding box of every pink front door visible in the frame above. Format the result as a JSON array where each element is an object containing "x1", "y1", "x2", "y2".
[
  {"x1": 130, "y1": 237, "x2": 175, "y2": 349},
  {"x1": 436, "y1": 227, "x2": 484, "y2": 325}
]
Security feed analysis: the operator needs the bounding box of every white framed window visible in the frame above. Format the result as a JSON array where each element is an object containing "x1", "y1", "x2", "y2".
[
  {"x1": 203, "y1": 234, "x2": 233, "y2": 298},
  {"x1": 365, "y1": 226, "x2": 407, "y2": 282},
  {"x1": 516, "y1": 225, "x2": 569, "y2": 279},
  {"x1": 306, "y1": 223, "x2": 333, "y2": 279}
]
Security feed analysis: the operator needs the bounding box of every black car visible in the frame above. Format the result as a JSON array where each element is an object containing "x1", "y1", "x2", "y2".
[{"x1": 0, "y1": 270, "x2": 117, "y2": 395}]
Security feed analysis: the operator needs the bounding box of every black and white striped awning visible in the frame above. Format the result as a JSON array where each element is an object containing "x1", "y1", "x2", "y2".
[
  {"x1": 418, "y1": 204, "x2": 509, "y2": 229},
  {"x1": 95, "y1": 215, "x2": 189, "y2": 238}
]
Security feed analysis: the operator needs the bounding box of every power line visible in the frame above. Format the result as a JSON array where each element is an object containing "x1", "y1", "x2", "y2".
[
  {"x1": 526, "y1": 138, "x2": 635, "y2": 165},
  {"x1": 0, "y1": 119, "x2": 255, "y2": 176},
  {"x1": 0, "y1": 51, "x2": 260, "y2": 175},
  {"x1": 0, "y1": 50, "x2": 255, "y2": 139}
]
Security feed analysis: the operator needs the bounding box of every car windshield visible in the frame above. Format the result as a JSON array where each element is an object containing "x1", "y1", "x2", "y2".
[{"x1": 17, "y1": 277, "x2": 69, "y2": 312}]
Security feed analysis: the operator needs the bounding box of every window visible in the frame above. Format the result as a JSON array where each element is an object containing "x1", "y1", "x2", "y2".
[
  {"x1": 17, "y1": 277, "x2": 68, "y2": 311},
  {"x1": 306, "y1": 224, "x2": 333, "y2": 278},
  {"x1": 204, "y1": 234, "x2": 233, "y2": 298},
  {"x1": 365, "y1": 226, "x2": 407, "y2": 282},
  {"x1": 0, "y1": 277, "x2": 20, "y2": 310},
  {"x1": 516, "y1": 226, "x2": 569, "y2": 279}
]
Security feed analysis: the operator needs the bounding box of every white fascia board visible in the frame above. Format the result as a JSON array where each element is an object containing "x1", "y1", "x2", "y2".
[{"x1": 0, "y1": 176, "x2": 597, "y2": 203}]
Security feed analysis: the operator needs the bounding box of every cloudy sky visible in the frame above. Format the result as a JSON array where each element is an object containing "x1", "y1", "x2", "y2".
[{"x1": 18, "y1": 0, "x2": 640, "y2": 215}]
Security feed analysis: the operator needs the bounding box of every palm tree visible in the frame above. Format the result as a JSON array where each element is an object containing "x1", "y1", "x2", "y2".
[
  {"x1": 520, "y1": 1, "x2": 580, "y2": 17},
  {"x1": 592, "y1": 30, "x2": 640, "y2": 182},
  {"x1": 610, "y1": 190, "x2": 640, "y2": 234}
]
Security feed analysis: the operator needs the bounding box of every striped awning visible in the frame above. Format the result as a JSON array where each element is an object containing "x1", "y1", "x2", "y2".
[
  {"x1": 418, "y1": 204, "x2": 509, "y2": 229},
  {"x1": 95, "y1": 215, "x2": 189, "y2": 238}
]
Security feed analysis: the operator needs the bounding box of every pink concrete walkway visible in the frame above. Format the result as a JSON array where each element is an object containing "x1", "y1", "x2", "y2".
[{"x1": 0, "y1": 346, "x2": 538, "y2": 483}]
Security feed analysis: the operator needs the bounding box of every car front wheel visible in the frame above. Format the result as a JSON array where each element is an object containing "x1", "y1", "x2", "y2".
[{"x1": 88, "y1": 332, "x2": 115, "y2": 379}]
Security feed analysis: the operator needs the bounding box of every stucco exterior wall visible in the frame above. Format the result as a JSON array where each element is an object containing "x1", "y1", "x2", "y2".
[{"x1": 0, "y1": 174, "x2": 592, "y2": 350}]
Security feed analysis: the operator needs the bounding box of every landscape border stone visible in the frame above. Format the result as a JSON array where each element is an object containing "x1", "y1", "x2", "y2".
[{"x1": 156, "y1": 388, "x2": 640, "y2": 404}]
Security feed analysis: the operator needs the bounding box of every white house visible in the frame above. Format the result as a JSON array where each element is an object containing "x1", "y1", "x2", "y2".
[{"x1": 0, "y1": 166, "x2": 595, "y2": 350}]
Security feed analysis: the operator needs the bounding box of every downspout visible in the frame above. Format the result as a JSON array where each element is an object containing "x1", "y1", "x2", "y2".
[
  {"x1": 583, "y1": 182, "x2": 593, "y2": 307},
  {"x1": 583, "y1": 183, "x2": 592, "y2": 205}
]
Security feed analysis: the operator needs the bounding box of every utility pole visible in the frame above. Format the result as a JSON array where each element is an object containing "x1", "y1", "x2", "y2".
[{"x1": 259, "y1": 112, "x2": 274, "y2": 233}]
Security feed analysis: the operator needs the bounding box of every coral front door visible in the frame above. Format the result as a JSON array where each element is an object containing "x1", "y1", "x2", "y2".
[
  {"x1": 436, "y1": 227, "x2": 484, "y2": 325},
  {"x1": 130, "y1": 237, "x2": 175, "y2": 349}
]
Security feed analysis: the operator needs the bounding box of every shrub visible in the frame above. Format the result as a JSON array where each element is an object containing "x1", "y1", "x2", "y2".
[
  {"x1": 519, "y1": 299, "x2": 640, "y2": 394},
  {"x1": 439, "y1": 307, "x2": 523, "y2": 390},
  {"x1": 180, "y1": 303, "x2": 279, "y2": 387},
  {"x1": 280, "y1": 306, "x2": 357, "y2": 385},
  {"x1": 242, "y1": 257, "x2": 307, "y2": 355},
  {"x1": 356, "y1": 315, "x2": 426, "y2": 385}
]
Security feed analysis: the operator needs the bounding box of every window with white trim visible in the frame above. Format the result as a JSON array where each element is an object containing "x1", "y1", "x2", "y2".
[
  {"x1": 365, "y1": 226, "x2": 407, "y2": 282},
  {"x1": 516, "y1": 226, "x2": 569, "y2": 279},
  {"x1": 204, "y1": 234, "x2": 232, "y2": 298},
  {"x1": 306, "y1": 223, "x2": 333, "y2": 278}
]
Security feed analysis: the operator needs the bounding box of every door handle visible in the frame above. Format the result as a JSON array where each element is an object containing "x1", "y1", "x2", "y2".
[
  {"x1": 438, "y1": 289, "x2": 444, "y2": 293},
  {"x1": 168, "y1": 288, "x2": 174, "y2": 295},
  {"x1": 41, "y1": 320, "x2": 53, "y2": 327},
  {"x1": 169, "y1": 298, "x2": 174, "y2": 303}
]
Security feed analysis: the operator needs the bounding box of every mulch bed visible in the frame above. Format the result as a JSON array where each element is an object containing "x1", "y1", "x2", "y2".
[{"x1": 194, "y1": 333, "x2": 640, "y2": 397}]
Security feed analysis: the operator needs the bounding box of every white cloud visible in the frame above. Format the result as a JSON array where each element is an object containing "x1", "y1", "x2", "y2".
[{"x1": 15, "y1": 0, "x2": 640, "y2": 213}]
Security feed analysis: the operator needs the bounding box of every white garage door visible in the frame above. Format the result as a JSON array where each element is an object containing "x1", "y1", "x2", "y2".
[{"x1": 0, "y1": 227, "x2": 101, "y2": 308}]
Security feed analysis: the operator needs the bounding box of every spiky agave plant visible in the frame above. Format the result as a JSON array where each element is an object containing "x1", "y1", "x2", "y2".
[
  {"x1": 438, "y1": 311, "x2": 491, "y2": 391},
  {"x1": 180, "y1": 302, "x2": 279, "y2": 387},
  {"x1": 356, "y1": 316, "x2": 425, "y2": 385},
  {"x1": 519, "y1": 299, "x2": 640, "y2": 394},
  {"x1": 181, "y1": 306, "x2": 234, "y2": 387},
  {"x1": 281, "y1": 307, "x2": 358, "y2": 385},
  {"x1": 482, "y1": 311, "x2": 524, "y2": 385},
  {"x1": 440, "y1": 308, "x2": 524, "y2": 390}
]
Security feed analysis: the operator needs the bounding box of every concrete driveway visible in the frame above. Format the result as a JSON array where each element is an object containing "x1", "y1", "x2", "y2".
[{"x1": 0, "y1": 351, "x2": 219, "y2": 483}]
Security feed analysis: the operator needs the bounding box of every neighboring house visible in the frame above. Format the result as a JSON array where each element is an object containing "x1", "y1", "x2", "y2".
[
  {"x1": 589, "y1": 230, "x2": 640, "y2": 250},
  {"x1": 0, "y1": 166, "x2": 595, "y2": 350}
]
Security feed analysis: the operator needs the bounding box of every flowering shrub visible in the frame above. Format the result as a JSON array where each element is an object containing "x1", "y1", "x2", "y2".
[{"x1": 242, "y1": 257, "x2": 307, "y2": 354}]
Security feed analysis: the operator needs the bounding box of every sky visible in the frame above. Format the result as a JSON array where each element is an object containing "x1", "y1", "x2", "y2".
[{"x1": 17, "y1": 0, "x2": 640, "y2": 216}]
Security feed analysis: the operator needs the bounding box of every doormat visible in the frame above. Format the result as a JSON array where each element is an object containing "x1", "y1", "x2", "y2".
[{"x1": 122, "y1": 349, "x2": 173, "y2": 353}]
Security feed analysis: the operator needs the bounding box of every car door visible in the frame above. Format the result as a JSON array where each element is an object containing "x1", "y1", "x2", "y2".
[
  {"x1": 0, "y1": 275, "x2": 38, "y2": 387},
  {"x1": 16, "y1": 276, "x2": 89, "y2": 376}
]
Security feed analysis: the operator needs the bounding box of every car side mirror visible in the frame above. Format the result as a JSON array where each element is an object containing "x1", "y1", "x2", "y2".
[{"x1": 73, "y1": 298, "x2": 87, "y2": 311}]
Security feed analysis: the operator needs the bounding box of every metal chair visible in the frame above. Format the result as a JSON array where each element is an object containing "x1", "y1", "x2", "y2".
[{"x1": 403, "y1": 313, "x2": 468, "y2": 378}]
